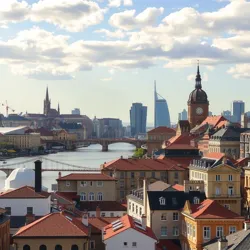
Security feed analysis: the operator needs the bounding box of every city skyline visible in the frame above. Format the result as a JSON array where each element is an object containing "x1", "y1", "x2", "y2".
[{"x1": 1, "y1": 0, "x2": 250, "y2": 123}]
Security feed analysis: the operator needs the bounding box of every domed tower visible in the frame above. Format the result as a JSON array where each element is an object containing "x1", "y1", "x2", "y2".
[{"x1": 188, "y1": 64, "x2": 209, "y2": 128}]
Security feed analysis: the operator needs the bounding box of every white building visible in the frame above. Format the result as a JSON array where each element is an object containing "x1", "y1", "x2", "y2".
[
  {"x1": 72, "y1": 108, "x2": 81, "y2": 115},
  {"x1": 103, "y1": 214, "x2": 157, "y2": 250}
]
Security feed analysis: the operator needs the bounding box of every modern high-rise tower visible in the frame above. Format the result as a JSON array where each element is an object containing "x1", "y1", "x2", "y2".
[
  {"x1": 233, "y1": 100, "x2": 245, "y2": 123},
  {"x1": 154, "y1": 81, "x2": 171, "y2": 128}
]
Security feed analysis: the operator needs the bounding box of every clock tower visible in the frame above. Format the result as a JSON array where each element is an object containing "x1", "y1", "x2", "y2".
[{"x1": 188, "y1": 64, "x2": 209, "y2": 128}]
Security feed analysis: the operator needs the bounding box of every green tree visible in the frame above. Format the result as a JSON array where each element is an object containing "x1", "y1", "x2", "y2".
[{"x1": 133, "y1": 148, "x2": 145, "y2": 158}]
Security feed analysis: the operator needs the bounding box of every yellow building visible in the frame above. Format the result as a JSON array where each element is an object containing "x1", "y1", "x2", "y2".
[
  {"x1": 52, "y1": 129, "x2": 77, "y2": 141},
  {"x1": 189, "y1": 153, "x2": 242, "y2": 215},
  {"x1": 181, "y1": 199, "x2": 244, "y2": 250},
  {"x1": 243, "y1": 164, "x2": 250, "y2": 214}
]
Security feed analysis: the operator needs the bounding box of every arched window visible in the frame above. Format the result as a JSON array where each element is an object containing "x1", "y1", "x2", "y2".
[
  {"x1": 80, "y1": 192, "x2": 86, "y2": 201},
  {"x1": 23, "y1": 245, "x2": 30, "y2": 250},
  {"x1": 55, "y1": 245, "x2": 62, "y2": 250},
  {"x1": 89, "y1": 192, "x2": 95, "y2": 201},
  {"x1": 97, "y1": 192, "x2": 103, "y2": 201},
  {"x1": 40, "y1": 245, "x2": 47, "y2": 250},
  {"x1": 71, "y1": 245, "x2": 78, "y2": 250}
]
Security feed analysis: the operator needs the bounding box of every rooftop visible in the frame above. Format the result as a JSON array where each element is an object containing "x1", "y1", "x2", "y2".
[
  {"x1": 57, "y1": 173, "x2": 115, "y2": 181},
  {"x1": 103, "y1": 214, "x2": 157, "y2": 241},
  {"x1": 79, "y1": 201, "x2": 127, "y2": 212},
  {"x1": 148, "y1": 126, "x2": 176, "y2": 134},
  {"x1": 13, "y1": 212, "x2": 88, "y2": 238}
]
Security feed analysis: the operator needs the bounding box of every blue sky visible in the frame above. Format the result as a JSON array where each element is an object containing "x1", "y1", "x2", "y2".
[{"x1": 1, "y1": 0, "x2": 250, "y2": 124}]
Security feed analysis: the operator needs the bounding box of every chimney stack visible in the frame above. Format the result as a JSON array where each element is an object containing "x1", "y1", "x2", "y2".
[
  {"x1": 82, "y1": 210, "x2": 88, "y2": 227},
  {"x1": 96, "y1": 205, "x2": 101, "y2": 218},
  {"x1": 143, "y1": 178, "x2": 148, "y2": 215},
  {"x1": 218, "y1": 236, "x2": 228, "y2": 250},
  {"x1": 244, "y1": 220, "x2": 250, "y2": 231},
  {"x1": 58, "y1": 172, "x2": 62, "y2": 179},
  {"x1": 35, "y1": 160, "x2": 42, "y2": 193}
]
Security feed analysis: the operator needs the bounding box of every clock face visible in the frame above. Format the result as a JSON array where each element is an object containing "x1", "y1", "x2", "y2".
[{"x1": 196, "y1": 107, "x2": 203, "y2": 115}]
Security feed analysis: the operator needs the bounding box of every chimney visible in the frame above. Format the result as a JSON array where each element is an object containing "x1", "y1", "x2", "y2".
[
  {"x1": 26, "y1": 213, "x2": 36, "y2": 225},
  {"x1": 82, "y1": 210, "x2": 88, "y2": 227},
  {"x1": 218, "y1": 236, "x2": 228, "y2": 250},
  {"x1": 141, "y1": 214, "x2": 146, "y2": 229},
  {"x1": 58, "y1": 172, "x2": 62, "y2": 178},
  {"x1": 34, "y1": 160, "x2": 42, "y2": 193},
  {"x1": 244, "y1": 220, "x2": 250, "y2": 230},
  {"x1": 96, "y1": 205, "x2": 101, "y2": 218}
]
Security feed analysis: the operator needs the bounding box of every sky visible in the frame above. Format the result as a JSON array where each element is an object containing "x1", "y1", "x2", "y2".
[{"x1": 1, "y1": 0, "x2": 250, "y2": 124}]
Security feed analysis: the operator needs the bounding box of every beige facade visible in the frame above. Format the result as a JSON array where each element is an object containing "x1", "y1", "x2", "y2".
[
  {"x1": 13, "y1": 238, "x2": 88, "y2": 250},
  {"x1": 7, "y1": 133, "x2": 41, "y2": 149},
  {"x1": 244, "y1": 166, "x2": 250, "y2": 211},
  {"x1": 57, "y1": 180, "x2": 117, "y2": 201},
  {"x1": 190, "y1": 161, "x2": 241, "y2": 215},
  {"x1": 52, "y1": 129, "x2": 77, "y2": 141}
]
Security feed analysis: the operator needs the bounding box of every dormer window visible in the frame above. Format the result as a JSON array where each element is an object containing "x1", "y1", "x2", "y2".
[
  {"x1": 159, "y1": 197, "x2": 166, "y2": 205},
  {"x1": 193, "y1": 197, "x2": 200, "y2": 204}
]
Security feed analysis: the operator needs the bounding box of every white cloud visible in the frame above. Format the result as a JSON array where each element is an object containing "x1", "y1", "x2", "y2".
[
  {"x1": 108, "y1": 0, "x2": 133, "y2": 7},
  {"x1": 94, "y1": 29, "x2": 126, "y2": 39},
  {"x1": 123, "y1": 0, "x2": 133, "y2": 6},
  {"x1": 206, "y1": 65, "x2": 215, "y2": 71},
  {"x1": 30, "y1": 0, "x2": 106, "y2": 32},
  {"x1": 228, "y1": 64, "x2": 250, "y2": 79},
  {"x1": 109, "y1": 7, "x2": 164, "y2": 30}
]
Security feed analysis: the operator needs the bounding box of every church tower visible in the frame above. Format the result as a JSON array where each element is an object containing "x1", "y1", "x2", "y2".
[
  {"x1": 43, "y1": 86, "x2": 51, "y2": 116},
  {"x1": 187, "y1": 64, "x2": 209, "y2": 128}
]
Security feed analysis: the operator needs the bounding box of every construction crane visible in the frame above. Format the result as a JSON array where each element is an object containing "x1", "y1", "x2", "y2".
[{"x1": 2, "y1": 101, "x2": 15, "y2": 117}]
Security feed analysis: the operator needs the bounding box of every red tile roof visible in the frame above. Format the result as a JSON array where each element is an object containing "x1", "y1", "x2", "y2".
[
  {"x1": 88, "y1": 217, "x2": 118, "y2": 234},
  {"x1": 57, "y1": 173, "x2": 116, "y2": 181},
  {"x1": 164, "y1": 157, "x2": 199, "y2": 168},
  {"x1": 13, "y1": 212, "x2": 89, "y2": 238},
  {"x1": 201, "y1": 116, "x2": 227, "y2": 127},
  {"x1": 148, "y1": 126, "x2": 176, "y2": 134},
  {"x1": 187, "y1": 199, "x2": 244, "y2": 219},
  {"x1": 172, "y1": 184, "x2": 184, "y2": 191},
  {"x1": 236, "y1": 157, "x2": 250, "y2": 167},
  {"x1": 157, "y1": 240, "x2": 181, "y2": 250},
  {"x1": 203, "y1": 152, "x2": 225, "y2": 160},
  {"x1": 103, "y1": 214, "x2": 157, "y2": 241},
  {"x1": 102, "y1": 158, "x2": 186, "y2": 171},
  {"x1": 164, "y1": 134, "x2": 198, "y2": 148},
  {"x1": 54, "y1": 192, "x2": 79, "y2": 204},
  {"x1": 166, "y1": 144, "x2": 197, "y2": 150},
  {"x1": 80, "y1": 201, "x2": 127, "y2": 212},
  {"x1": 0, "y1": 186, "x2": 50, "y2": 199}
]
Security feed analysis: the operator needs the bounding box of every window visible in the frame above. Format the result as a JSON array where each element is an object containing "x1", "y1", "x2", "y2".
[
  {"x1": 89, "y1": 181, "x2": 93, "y2": 186},
  {"x1": 228, "y1": 186, "x2": 234, "y2": 196},
  {"x1": 215, "y1": 187, "x2": 221, "y2": 196},
  {"x1": 23, "y1": 245, "x2": 30, "y2": 250},
  {"x1": 174, "y1": 172, "x2": 179, "y2": 179},
  {"x1": 131, "y1": 172, "x2": 135, "y2": 178},
  {"x1": 39, "y1": 245, "x2": 47, "y2": 250},
  {"x1": 224, "y1": 204, "x2": 230, "y2": 210},
  {"x1": 5, "y1": 207, "x2": 11, "y2": 215},
  {"x1": 139, "y1": 207, "x2": 142, "y2": 216},
  {"x1": 140, "y1": 172, "x2": 145, "y2": 177},
  {"x1": 97, "y1": 192, "x2": 103, "y2": 201},
  {"x1": 159, "y1": 197, "x2": 166, "y2": 205},
  {"x1": 151, "y1": 172, "x2": 155, "y2": 178},
  {"x1": 193, "y1": 197, "x2": 200, "y2": 204},
  {"x1": 55, "y1": 245, "x2": 62, "y2": 250},
  {"x1": 229, "y1": 226, "x2": 236, "y2": 234},
  {"x1": 71, "y1": 245, "x2": 79, "y2": 250},
  {"x1": 229, "y1": 175, "x2": 233, "y2": 181},
  {"x1": 27, "y1": 207, "x2": 33, "y2": 214},
  {"x1": 136, "y1": 205, "x2": 138, "y2": 214},
  {"x1": 110, "y1": 212, "x2": 114, "y2": 217},
  {"x1": 203, "y1": 227, "x2": 211, "y2": 240},
  {"x1": 172, "y1": 197, "x2": 177, "y2": 205},
  {"x1": 161, "y1": 213, "x2": 167, "y2": 221},
  {"x1": 89, "y1": 192, "x2": 95, "y2": 201},
  {"x1": 101, "y1": 212, "x2": 105, "y2": 217},
  {"x1": 216, "y1": 175, "x2": 221, "y2": 181},
  {"x1": 80, "y1": 181, "x2": 87, "y2": 187},
  {"x1": 130, "y1": 180, "x2": 135, "y2": 188},
  {"x1": 120, "y1": 180, "x2": 125, "y2": 188},
  {"x1": 173, "y1": 212, "x2": 179, "y2": 221},
  {"x1": 161, "y1": 226, "x2": 167, "y2": 236},
  {"x1": 173, "y1": 226, "x2": 179, "y2": 236},
  {"x1": 97, "y1": 181, "x2": 103, "y2": 187},
  {"x1": 216, "y1": 226, "x2": 223, "y2": 238},
  {"x1": 129, "y1": 202, "x2": 131, "y2": 210},
  {"x1": 123, "y1": 242, "x2": 128, "y2": 247},
  {"x1": 66, "y1": 181, "x2": 70, "y2": 186},
  {"x1": 90, "y1": 241, "x2": 95, "y2": 249},
  {"x1": 132, "y1": 242, "x2": 137, "y2": 247},
  {"x1": 160, "y1": 172, "x2": 167, "y2": 180},
  {"x1": 80, "y1": 192, "x2": 87, "y2": 201},
  {"x1": 132, "y1": 203, "x2": 134, "y2": 212},
  {"x1": 120, "y1": 172, "x2": 125, "y2": 179}
]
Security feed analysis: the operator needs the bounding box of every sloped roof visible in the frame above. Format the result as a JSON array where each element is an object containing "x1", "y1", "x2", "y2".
[
  {"x1": 201, "y1": 116, "x2": 227, "y2": 127},
  {"x1": 148, "y1": 126, "x2": 176, "y2": 134},
  {"x1": 13, "y1": 212, "x2": 88, "y2": 238},
  {"x1": 57, "y1": 173, "x2": 115, "y2": 181},
  {"x1": 88, "y1": 217, "x2": 118, "y2": 234},
  {"x1": 171, "y1": 184, "x2": 184, "y2": 191},
  {"x1": 0, "y1": 186, "x2": 50, "y2": 199},
  {"x1": 80, "y1": 201, "x2": 127, "y2": 212},
  {"x1": 103, "y1": 214, "x2": 157, "y2": 241}
]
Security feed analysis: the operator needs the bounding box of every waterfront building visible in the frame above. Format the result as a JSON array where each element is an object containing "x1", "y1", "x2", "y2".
[
  {"x1": 130, "y1": 103, "x2": 147, "y2": 137},
  {"x1": 233, "y1": 100, "x2": 245, "y2": 123},
  {"x1": 103, "y1": 214, "x2": 157, "y2": 250},
  {"x1": 189, "y1": 155, "x2": 241, "y2": 215},
  {"x1": 100, "y1": 158, "x2": 187, "y2": 200},
  {"x1": 154, "y1": 81, "x2": 171, "y2": 128},
  {"x1": 2, "y1": 114, "x2": 31, "y2": 127},
  {"x1": 0, "y1": 208, "x2": 10, "y2": 250},
  {"x1": 178, "y1": 109, "x2": 188, "y2": 121},
  {"x1": 188, "y1": 65, "x2": 209, "y2": 129},
  {"x1": 13, "y1": 212, "x2": 89, "y2": 250},
  {"x1": 98, "y1": 118, "x2": 123, "y2": 138},
  {"x1": 72, "y1": 108, "x2": 81, "y2": 115},
  {"x1": 181, "y1": 199, "x2": 244, "y2": 250},
  {"x1": 147, "y1": 126, "x2": 176, "y2": 156}
]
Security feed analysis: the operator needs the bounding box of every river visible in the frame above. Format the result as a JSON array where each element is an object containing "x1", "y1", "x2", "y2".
[{"x1": 0, "y1": 143, "x2": 135, "y2": 191}]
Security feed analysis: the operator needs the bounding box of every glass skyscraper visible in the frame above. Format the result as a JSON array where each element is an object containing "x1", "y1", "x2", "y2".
[
  {"x1": 233, "y1": 100, "x2": 245, "y2": 123},
  {"x1": 130, "y1": 103, "x2": 147, "y2": 137},
  {"x1": 154, "y1": 81, "x2": 171, "y2": 128}
]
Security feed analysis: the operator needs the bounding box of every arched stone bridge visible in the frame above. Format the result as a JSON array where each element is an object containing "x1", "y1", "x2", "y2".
[{"x1": 43, "y1": 138, "x2": 147, "y2": 152}]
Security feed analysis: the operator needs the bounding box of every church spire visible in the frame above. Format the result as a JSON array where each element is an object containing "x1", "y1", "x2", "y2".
[
  {"x1": 46, "y1": 86, "x2": 49, "y2": 101},
  {"x1": 58, "y1": 103, "x2": 60, "y2": 114},
  {"x1": 195, "y1": 60, "x2": 202, "y2": 89}
]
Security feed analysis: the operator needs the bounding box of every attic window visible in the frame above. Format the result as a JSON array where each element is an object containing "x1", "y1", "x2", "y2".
[
  {"x1": 172, "y1": 197, "x2": 177, "y2": 205},
  {"x1": 159, "y1": 197, "x2": 166, "y2": 205},
  {"x1": 193, "y1": 197, "x2": 200, "y2": 204}
]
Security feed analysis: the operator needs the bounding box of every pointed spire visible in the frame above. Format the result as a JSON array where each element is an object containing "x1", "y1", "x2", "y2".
[
  {"x1": 58, "y1": 103, "x2": 60, "y2": 114},
  {"x1": 195, "y1": 60, "x2": 202, "y2": 89},
  {"x1": 46, "y1": 86, "x2": 49, "y2": 101}
]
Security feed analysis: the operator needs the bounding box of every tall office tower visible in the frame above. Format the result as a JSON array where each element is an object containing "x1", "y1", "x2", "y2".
[
  {"x1": 130, "y1": 103, "x2": 147, "y2": 137},
  {"x1": 154, "y1": 81, "x2": 171, "y2": 128},
  {"x1": 233, "y1": 101, "x2": 245, "y2": 123},
  {"x1": 178, "y1": 109, "x2": 188, "y2": 121}
]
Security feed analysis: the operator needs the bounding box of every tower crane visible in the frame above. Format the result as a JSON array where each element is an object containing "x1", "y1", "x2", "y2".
[{"x1": 2, "y1": 101, "x2": 15, "y2": 117}]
